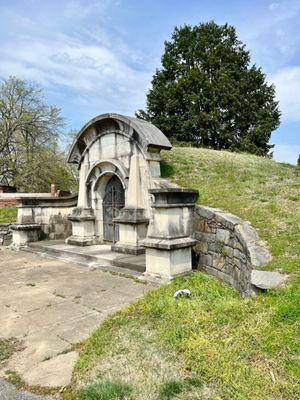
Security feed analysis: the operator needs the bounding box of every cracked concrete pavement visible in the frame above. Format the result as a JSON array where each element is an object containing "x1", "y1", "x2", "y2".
[{"x1": 0, "y1": 248, "x2": 154, "y2": 389}]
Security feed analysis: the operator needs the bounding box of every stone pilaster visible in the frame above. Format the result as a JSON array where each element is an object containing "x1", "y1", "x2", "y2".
[{"x1": 112, "y1": 154, "x2": 149, "y2": 255}]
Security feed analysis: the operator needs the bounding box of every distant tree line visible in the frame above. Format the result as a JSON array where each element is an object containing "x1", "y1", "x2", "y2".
[
  {"x1": 137, "y1": 21, "x2": 281, "y2": 156},
  {"x1": 0, "y1": 76, "x2": 77, "y2": 192}
]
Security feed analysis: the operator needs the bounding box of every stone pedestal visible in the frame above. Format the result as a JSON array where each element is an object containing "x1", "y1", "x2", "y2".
[
  {"x1": 140, "y1": 188, "x2": 198, "y2": 280},
  {"x1": 11, "y1": 224, "x2": 41, "y2": 246},
  {"x1": 112, "y1": 208, "x2": 148, "y2": 255},
  {"x1": 66, "y1": 207, "x2": 97, "y2": 246}
]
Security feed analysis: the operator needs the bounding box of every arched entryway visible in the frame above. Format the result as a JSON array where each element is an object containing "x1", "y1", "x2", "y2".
[{"x1": 103, "y1": 175, "x2": 125, "y2": 242}]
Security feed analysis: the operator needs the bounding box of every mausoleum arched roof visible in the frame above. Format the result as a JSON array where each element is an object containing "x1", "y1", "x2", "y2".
[{"x1": 68, "y1": 113, "x2": 172, "y2": 164}]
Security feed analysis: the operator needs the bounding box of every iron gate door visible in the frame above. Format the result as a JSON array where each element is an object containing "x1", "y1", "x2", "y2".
[{"x1": 103, "y1": 175, "x2": 125, "y2": 242}]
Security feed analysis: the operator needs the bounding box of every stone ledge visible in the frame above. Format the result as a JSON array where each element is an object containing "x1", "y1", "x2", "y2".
[
  {"x1": 11, "y1": 223, "x2": 41, "y2": 231},
  {"x1": 141, "y1": 237, "x2": 197, "y2": 250},
  {"x1": 149, "y1": 188, "x2": 199, "y2": 205},
  {"x1": 113, "y1": 207, "x2": 149, "y2": 224},
  {"x1": 152, "y1": 203, "x2": 196, "y2": 208},
  {"x1": 251, "y1": 270, "x2": 288, "y2": 290},
  {"x1": 67, "y1": 207, "x2": 95, "y2": 222}
]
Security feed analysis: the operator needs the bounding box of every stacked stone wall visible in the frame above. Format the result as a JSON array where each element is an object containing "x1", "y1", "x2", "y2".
[
  {"x1": 0, "y1": 223, "x2": 13, "y2": 246},
  {"x1": 193, "y1": 205, "x2": 271, "y2": 297}
]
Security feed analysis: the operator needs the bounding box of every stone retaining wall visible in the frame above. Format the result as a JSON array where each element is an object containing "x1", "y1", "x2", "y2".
[
  {"x1": 193, "y1": 205, "x2": 272, "y2": 297},
  {"x1": 0, "y1": 223, "x2": 13, "y2": 246}
]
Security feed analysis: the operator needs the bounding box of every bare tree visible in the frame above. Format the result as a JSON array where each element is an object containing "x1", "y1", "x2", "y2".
[{"x1": 0, "y1": 76, "x2": 71, "y2": 190}]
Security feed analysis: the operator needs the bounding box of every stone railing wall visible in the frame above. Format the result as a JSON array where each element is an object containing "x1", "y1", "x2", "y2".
[
  {"x1": 15, "y1": 195, "x2": 78, "y2": 241},
  {"x1": 193, "y1": 205, "x2": 272, "y2": 297},
  {"x1": 0, "y1": 223, "x2": 13, "y2": 246}
]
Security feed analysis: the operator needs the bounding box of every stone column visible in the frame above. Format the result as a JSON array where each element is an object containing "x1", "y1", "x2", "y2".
[
  {"x1": 140, "y1": 188, "x2": 198, "y2": 281},
  {"x1": 112, "y1": 154, "x2": 149, "y2": 255},
  {"x1": 66, "y1": 163, "x2": 96, "y2": 246}
]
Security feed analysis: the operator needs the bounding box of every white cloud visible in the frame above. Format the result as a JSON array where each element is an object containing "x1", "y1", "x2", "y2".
[
  {"x1": 0, "y1": 1, "x2": 151, "y2": 118},
  {"x1": 269, "y1": 3, "x2": 280, "y2": 11},
  {"x1": 273, "y1": 144, "x2": 300, "y2": 164},
  {"x1": 270, "y1": 66, "x2": 300, "y2": 122}
]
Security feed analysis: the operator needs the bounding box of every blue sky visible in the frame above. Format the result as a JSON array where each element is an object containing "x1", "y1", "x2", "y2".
[{"x1": 0, "y1": 0, "x2": 299, "y2": 164}]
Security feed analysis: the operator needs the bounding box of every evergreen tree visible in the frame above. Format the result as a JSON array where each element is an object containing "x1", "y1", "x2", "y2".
[{"x1": 137, "y1": 22, "x2": 280, "y2": 155}]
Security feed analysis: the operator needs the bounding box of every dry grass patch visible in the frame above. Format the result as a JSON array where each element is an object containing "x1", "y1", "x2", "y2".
[{"x1": 67, "y1": 320, "x2": 210, "y2": 400}]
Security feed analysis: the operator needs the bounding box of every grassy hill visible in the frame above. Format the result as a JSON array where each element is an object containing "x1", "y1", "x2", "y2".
[
  {"x1": 58, "y1": 149, "x2": 299, "y2": 399},
  {"x1": 161, "y1": 147, "x2": 299, "y2": 274}
]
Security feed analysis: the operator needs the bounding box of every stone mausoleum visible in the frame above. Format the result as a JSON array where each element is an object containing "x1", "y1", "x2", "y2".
[
  {"x1": 11, "y1": 113, "x2": 275, "y2": 296},
  {"x1": 12, "y1": 114, "x2": 198, "y2": 281}
]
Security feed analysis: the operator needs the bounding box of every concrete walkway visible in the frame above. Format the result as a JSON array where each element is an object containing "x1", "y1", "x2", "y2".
[{"x1": 0, "y1": 248, "x2": 154, "y2": 389}]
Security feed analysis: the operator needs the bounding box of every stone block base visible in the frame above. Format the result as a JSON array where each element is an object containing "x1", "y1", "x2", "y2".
[
  {"x1": 12, "y1": 224, "x2": 41, "y2": 247},
  {"x1": 67, "y1": 207, "x2": 96, "y2": 246},
  {"x1": 111, "y1": 243, "x2": 145, "y2": 255},
  {"x1": 65, "y1": 235, "x2": 98, "y2": 246},
  {"x1": 144, "y1": 246, "x2": 193, "y2": 279}
]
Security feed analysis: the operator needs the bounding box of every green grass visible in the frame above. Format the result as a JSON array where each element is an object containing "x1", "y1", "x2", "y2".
[
  {"x1": 65, "y1": 148, "x2": 300, "y2": 400},
  {"x1": 4, "y1": 370, "x2": 23, "y2": 389},
  {"x1": 77, "y1": 380, "x2": 133, "y2": 400},
  {"x1": 159, "y1": 378, "x2": 203, "y2": 399},
  {"x1": 0, "y1": 338, "x2": 22, "y2": 362},
  {"x1": 0, "y1": 206, "x2": 17, "y2": 223}
]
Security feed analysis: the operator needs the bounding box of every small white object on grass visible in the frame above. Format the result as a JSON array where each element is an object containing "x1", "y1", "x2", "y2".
[{"x1": 173, "y1": 289, "x2": 191, "y2": 299}]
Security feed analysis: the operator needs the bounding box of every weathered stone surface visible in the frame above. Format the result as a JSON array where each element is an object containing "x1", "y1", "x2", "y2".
[
  {"x1": 234, "y1": 248, "x2": 247, "y2": 262},
  {"x1": 194, "y1": 231, "x2": 216, "y2": 243},
  {"x1": 216, "y1": 228, "x2": 230, "y2": 244},
  {"x1": 234, "y1": 258, "x2": 243, "y2": 270},
  {"x1": 0, "y1": 223, "x2": 13, "y2": 246},
  {"x1": 223, "y1": 246, "x2": 234, "y2": 258},
  {"x1": 212, "y1": 253, "x2": 224, "y2": 269},
  {"x1": 195, "y1": 206, "x2": 219, "y2": 220},
  {"x1": 194, "y1": 241, "x2": 208, "y2": 253},
  {"x1": 249, "y1": 244, "x2": 273, "y2": 268},
  {"x1": 251, "y1": 270, "x2": 288, "y2": 290},
  {"x1": 23, "y1": 352, "x2": 78, "y2": 388},
  {"x1": 208, "y1": 242, "x2": 218, "y2": 252},
  {"x1": 236, "y1": 221, "x2": 260, "y2": 247},
  {"x1": 199, "y1": 253, "x2": 213, "y2": 267},
  {"x1": 215, "y1": 212, "x2": 242, "y2": 230}
]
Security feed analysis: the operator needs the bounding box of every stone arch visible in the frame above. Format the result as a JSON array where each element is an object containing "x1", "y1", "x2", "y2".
[
  {"x1": 88, "y1": 167, "x2": 127, "y2": 238},
  {"x1": 85, "y1": 159, "x2": 129, "y2": 187},
  {"x1": 68, "y1": 113, "x2": 171, "y2": 165}
]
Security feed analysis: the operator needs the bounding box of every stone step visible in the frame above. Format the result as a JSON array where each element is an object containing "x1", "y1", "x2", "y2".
[
  {"x1": 251, "y1": 269, "x2": 288, "y2": 291},
  {"x1": 25, "y1": 241, "x2": 146, "y2": 275}
]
